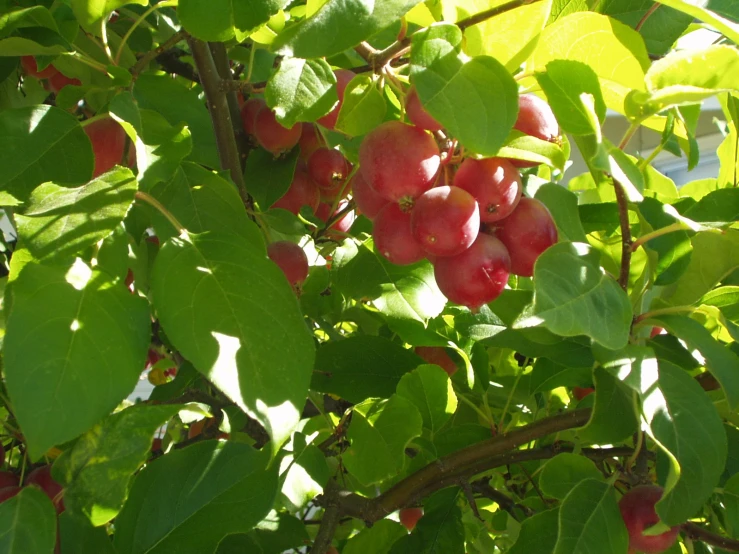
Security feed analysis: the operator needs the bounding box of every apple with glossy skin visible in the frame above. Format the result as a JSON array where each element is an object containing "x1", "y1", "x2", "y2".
[
  {"x1": 572, "y1": 387, "x2": 594, "y2": 400},
  {"x1": 0, "y1": 471, "x2": 18, "y2": 489},
  {"x1": 25, "y1": 465, "x2": 64, "y2": 513},
  {"x1": 399, "y1": 507, "x2": 423, "y2": 531},
  {"x1": 351, "y1": 170, "x2": 389, "y2": 220},
  {"x1": 21, "y1": 56, "x2": 58, "y2": 79},
  {"x1": 406, "y1": 86, "x2": 442, "y2": 132},
  {"x1": 359, "y1": 121, "x2": 440, "y2": 202},
  {"x1": 271, "y1": 166, "x2": 321, "y2": 215},
  {"x1": 240, "y1": 97, "x2": 266, "y2": 137},
  {"x1": 0, "y1": 486, "x2": 21, "y2": 503},
  {"x1": 411, "y1": 186, "x2": 480, "y2": 257},
  {"x1": 373, "y1": 203, "x2": 426, "y2": 266},
  {"x1": 453, "y1": 158, "x2": 522, "y2": 223},
  {"x1": 299, "y1": 123, "x2": 323, "y2": 160},
  {"x1": 267, "y1": 241, "x2": 309, "y2": 287},
  {"x1": 316, "y1": 200, "x2": 355, "y2": 238},
  {"x1": 308, "y1": 148, "x2": 351, "y2": 200},
  {"x1": 317, "y1": 69, "x2": 355, "y2": 130},
  {"x1": 510, "y1": 94, "x2": 559, "y2": 168},
  {"x1": 254, "y1": 106, "x2": 301, "y2": 155},
  {"x1": 414, "y1": 346, "x2": 458, "y2": 377},
  {"x1": 83, "y1": 117, "x2": 135, "y2": 178},
  {"x1": 619, "y1": 485, "x2": 680, "y2": 554},
  {"x1": 490, "y1": 197, "x2": 557, "y2": 277}
]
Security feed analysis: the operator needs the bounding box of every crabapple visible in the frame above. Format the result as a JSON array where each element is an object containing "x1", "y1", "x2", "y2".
[
  {"x1": 308, "y1": 148, "x2": 351, "y2": 199},
  {"x1": 510, "y1": 94, "x2": 559, "y2": 168},
  {"x1": 240, "y1": 98, "x2": 266, "y2": 137},
  {"x1": 572, "y1": 387, "x2": 594, "y2": 400},
  {"x1": 406, "y1": 86, "x2": 443, "y2": 132},
  {"x1": 399, "y1": 507, "x2": 423, "y2": 532},
  {"x1": 25, "y1": 465, "x2": 64, "y2": 513},
  {"x1": 490, "y1": 197, "x2": 557, "y2": 277},
  {"x1": 411, "y1": 186, "x2": 480, "y2": 257},
  {"x1": 271, "y1": 167, "x2": 321, "y2": 215},
  {"x1": 433, "y1": 234, "x2": 511, "y2": 310},
  {"x1": 0, "y1": 471, "x2": 18, "y2": 489},
  {"x1": 254, "y1": 106, "x2": 301, "y2": 155},
  {"x1": 0, "y1": 486, "x2": 21, "y2": 503},
  {"x1": 619, "y1": 486, "x2": 680, "y2": 554},
  {"x1": 47, "y1": 71, "x2": 81, "y2": 94},
  {"x1": 414, "y1": 346, "x2": 458, "y2": 377},
  {"x1": 21, "y1": 56, "x2": 58, "y2": 79},
  {"x1": 267, "y1": 241, "x2": 309, "y2": 287},
  {"x1": 316, "y1": 199, "x2": 355, "y2": 238},
  {"x1": 83, "y1": 117, "x2": 135, "y2": 178},
  {"x1": 299, "y1": 123, "x2": 322, "y2": 160},
  {"x1": 317, "y1": 69, "x2": 355, "y2": 130},
  {"x1": 373, "y1": 203, "x2": 426, "y2": 266},
  {"x1": 351, "y1": 170, "x2": 389, "y2": 220},
  {"x1": 453, "y1": 158, "x2": 522, "y2": 223},
  {"x1": 359, "y1": 121, "x2": 440, "y2": 202}
]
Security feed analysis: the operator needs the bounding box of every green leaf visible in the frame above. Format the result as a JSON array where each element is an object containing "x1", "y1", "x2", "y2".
[
  {"x1": 150, "y1": 163, "x2": 259, "y2": 245},
  {"x1": 54, "y1": 404, "x2": 184, "y2": 526},
  {"x1": 239, "y1": 512, "x2": 310, "y2": 554},
  {"x1": 540, "y1": 453, "x2": 605, "y2": 500},
  {"x1": 335, "y1": 74, "x2": 387, "y2": 137},
  {"x1": 509, "y1": 507, "x2": 560, "y2": 554},
  {"x1": 151, "y1": 231, "x2": 315, "y2": 455},
  {"x1": 133, "y1": 74, "x2": 219, "y2": 169},
  {"x1": 265, "y1": 57, "x2": 337, "y2": 128},
  {"x1": 114, "y1": 441, "x2": 277, "y2": 554},
  {"x1": 396, "y1": 364, "x2": 457, "y2": 433},
  {"x1": 179, "y1": 0, "x2": 286, "y2": 42},
  {"x1": 0, "y1": 105, "x2": 93, "y2": 205},
  {"x1": 343, "y1": 519, "x2": 407, "y2": 554},
  {"x1": 389, "y1": 488, "x2": 465, "y2": 554},
  {"x1": 637, "y1": 196, "x2": 692, "y2": 286},
  {"x1": 497, "y1": 132, "x2": 568, "y2": 170},
  {"x1": 312, "y1": 336, "x2": 422, "y2": 403},
  {"x1": 280, "y1": 438, "x2": 330, "y2": 510},
  {"x1": 553, "y1": 479, "x2": 628, "y2": 554},
  {"x1": 651, "y1": 314, "x2": 739, "y2": 410},
  {"x1": 684, "y1": 188, "x2": 739, "y2": 227},
  {"x1": 0, "y1": 6, "x2": 59, "y2": 37},
  {"x1": 723, "y1": 474, "x2": 739, "y2": 538},
  {"x1": 4, "y1": 259, "x2": 150, "y2": 459},
  {"x1": 513, "y1": 242, "x2": 633, "y2": 350},
  {"x1": 536, "y1": 60, "x2": 606, "y2": 135},
  {"x1": 529, "y1": 12, "x2": 649, "y2": 115},
  {"x1": 333, "y1": 239, "x2": 446, "y2": 323},
  {"x1": 71, "y1": 0, "x2": 147, "y2": 31},
  {"x1": 410, "y1": 23, "x2": 518, "y2": 156},
  {"x1": 0, "y1": 487, "x2": 57, "y2": 554},
  {"x1": 244, "y1": 147, "x2": 300, "y2": 210},
  {"x1": 343, "y1": 395, "x2": 423, "y2": 486},
  {"x1": 661, "y1": 230, "x2": 739, "y2": 306},
  {"x1": 578, "y1": 366, "x2": 639, "y2": 444},
  {"x1": 530, "y1": 358, "x2": 592, "y2": 394},
  {"x1": 15, "y1": 167, "x2": 137, "y2": 261},
  {"x1": 656, "y1": 0, "x2": 739, "y2": 45},
  {"x1": 58, "y1": 511, "x2": 116, "y2": 554},
  {"x1": 534, "y1": 183, "x2": 588, "y2": 243},
  {"x1": 271, "y1": 0, "x2": 420, "y2": 58}
]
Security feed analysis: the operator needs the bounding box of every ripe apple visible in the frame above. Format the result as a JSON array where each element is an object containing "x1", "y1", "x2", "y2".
[
  {"x1": 271, "y1": 166, "x2": 321, "y2": 215},
  {"x1": 399, "y1": 507, "x2": 423, "y2": 531},
  {"x1": 316, "y1": 200, "x2": 355, "y2": 238},
  {"x1": 453, "y1": 158, "x2": 522, "y2": 223},
  {"x1": 308, "y1": 148, "x2": 351, "y2": 200},
  {"x1": 254, "y1": 106, "x2": 301, "y2": 155},
  {"x1": 267, "y1": 241, "x2": 310, "y2": 287},
  {"x1": 373, "y1": 203, "x2": 426, "y2": 266},
  {"x1": 240, "y1": 97, "x2": 266, "y2": 137},
  {"x1": 406, "y1": 86, "x2": 442, "y2": 132},
  {"x1": 299, "y1": 123, "x2": 323, "y2": 160},
  {"x1": 0, "y1": 486, "x2": 21, "y2": 503},
  {"x1": 350, "y1": 170, "x2": 389, "y2": 220},
  {"x1": 619, "y1": 485, "x2": 679, "y2": 554},
  {"x1": 25, "y1": 465, "x2": 64, "y2": 513},
  {"x1": 317, "y1": 69, "x2": 355, "y2": 130},
  {"x1": 21, "y1": 56, "x2": 58, "y2": 79},
  {"x1": 510, "y1": 94, "x2": 559, "y2": 168},
  {"x1": 572, "y1": 387, "x2": 594, "y2": 401},
  {"x1": 0, "y1": 471, "x2": 18, "y2": 489},
  {"x1": 83, "y1": 117, "x2": 135, "y2": 178},
  {"x1": 411, "y1": 186, "x2": 480, "y2": 257},
  {"x1": 414, "y1": 346, "x2": 458, "y2": 377}
]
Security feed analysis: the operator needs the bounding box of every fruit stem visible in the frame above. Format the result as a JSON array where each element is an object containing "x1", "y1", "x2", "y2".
[
  {"x1": 115, "y1": 1, "x2": 177, "y2": 65},
  {"x1": 498, "y1": 370, "x2": 523, "y2": 434},
  {"x1": 635, "y1": 2, "x2": 662, "y2": 32},
  {"x1": 458, "y1": 394, "x2": 495, "y2": 427},
  {"x1": 612, "y1": 178, "x2": 633, "y2": 290},
  {"x1": 631, "y1": 222, "x2": 688, "y2": 251},
  {"x1": 634, "y1": 305, "x2": 696, "y2": 324},
  {"x1": 618, "y1": 122, "x2": 639, "y2": 150},
  {"x1": 134, "y1": 191, "x2": 186, "y2": 234},
  {"x1": 100, "y1": 17, "x2": 116, "y2": 66}
]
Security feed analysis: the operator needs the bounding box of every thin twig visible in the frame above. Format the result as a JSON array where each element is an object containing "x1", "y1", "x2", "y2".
[
  {"x1": 682, "y1": 522, "x2": 739, "y2": 552},
  {"x1": 131, "y1": 29, "x2": 188, "y2": 78},
  {"x1": 135, "y1": 191, "x2": 185, "y2": 233},
  {"x1": 612, "y1": 179, "x2": 632, "y2": 290},
  {"x1": 635, "y1": 2, "x2": 661, "y2": 32}
]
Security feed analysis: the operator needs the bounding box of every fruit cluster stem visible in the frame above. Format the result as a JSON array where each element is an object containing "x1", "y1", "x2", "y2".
[
  {"x1": 612, "y1": 178, "x2": 632, "y2": 290},
  {"x1": 187, "y1": 37, "x2": 249, "y2": 204}
]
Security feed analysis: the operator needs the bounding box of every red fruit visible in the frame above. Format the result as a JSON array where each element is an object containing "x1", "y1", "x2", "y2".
[
  {"x1": 0, "y1": 486, "x2": 21, "y2": 503},
  {"x1": 48, "y1": 71, "x2": 81, "y2": 94},
  {"x1": 490, "y1": 197, "x2": 557, "y2": 277},
  {"x1": 434, "y1": 234, "x2": 510, "y2": 310},
  {"x1": 254, "y1": 107, "x2": 301, "y2": 155},
  {"x1": 619, "y1": 486, "x2": 680, "y2": 554},
  {"x1": 359, "y1": 121, "x2": 440, "y2": 202},
  {"x1": 308, "y1": 148, "x2": 351, "y2": 198},
  {"x1": 573, "y1": 387, "x2": 594, "y2": 401},
  {"x1": 151, "y1": 438, "x2": 163, "y2": 452},
  {"x1": 399, "y1": 507, "x2": 423, "y2": 532},
  {"x1": 240, "y1": 98, "x2": 266, "y2": 137},
  {"x1": 373, "y1": 204, "x2": 426, "y2": 266},
  {"x1": 316, "y1": 200, "x2": 355, "y2": 238},
  {"x1": 0, "y1": 442, "x2": 4, "y2": 465},
  {"x1": 511, "y1": 94, "x2": 559, "y2": 168},
  {"x1": 327, "y1": 547, "x2": 339, "y2": 554},
  {"x1": 411, "y1": 186, "x2": 480, "y2": 257},
  {"x1": 271, "y1": 168, "x2": 321, "y2": 215},
  {"x1": 0, "y1": 471, "x2": 18, "y2": 489},
  {"x1": 453, "y1": 158, "x2": 522, "y2": 223},
  {"x1": 83, "y1": 117, "x2": 133, "y2": 178},
  {"x1": 406, "y1": 86, "x2": 442, "y2": 132},
  {"x1": 414, "y1": 346, "x2": 458, "y2": 377},
  {"x1": 650, "y1": 327, "x2": 665, "y2": 338},
  {"x1": 299, "y1": 123, "x2": 322, "y2": 160},
  {"x1": 317, "y1": 69, "x2": 355, "y2": 130},
  {"x1": 21, "y1": 56, "x2": 58, "y2": 79},
  {"x1": 25, "y1": 465, "x2": 64, "y2": 513},
  {"x1": 351, "y1": 170, "x2": 389, "y2": 220},
  {"x1": 267, "y1": 241, "x2": 309, "y2": 287}
]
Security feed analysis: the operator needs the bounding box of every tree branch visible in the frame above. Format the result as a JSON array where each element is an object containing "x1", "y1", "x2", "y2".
[
  {"x1": 187, "y1": 37, "x2": 249, "y2": 203},
  {"x1": 312, "y1": 479, "x2": 344, "y2": 554},
  {"x1": 131, "y1": 29, "x2": 188, "y2": 78},
  {"x1": 682, "y1": 522, "x2": 739, "y2": 552},
  {"x1": 612, "y1": 178, "x2": 632, "y2": 290}
]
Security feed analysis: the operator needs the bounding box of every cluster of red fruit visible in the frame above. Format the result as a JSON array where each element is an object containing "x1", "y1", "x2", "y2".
[
  {"x1": 20, "y1": 56, "x2": 81, "y2": 95},
  {"x1": 246, "y1": 69, "x2": 559, "y2": 310}
]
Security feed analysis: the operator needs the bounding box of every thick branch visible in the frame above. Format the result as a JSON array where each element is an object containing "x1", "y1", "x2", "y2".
[
  {"x1": 682, "y1": 522, "x2": 739, "y2": 552},
  {"x1": 187, "y1": 38, "x2": 248, "y2": 203},
  {"x1": 312, "y1": 480, "x2": 344, "y2": 554},
  {"x1": 612, "y1": 179, "x2": 632, "y2": 290}
]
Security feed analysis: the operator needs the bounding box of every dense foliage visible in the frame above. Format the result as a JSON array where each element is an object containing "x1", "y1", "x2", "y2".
[{"x1": 0, "y1": 0, "x2": 738, "y2": 553}]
